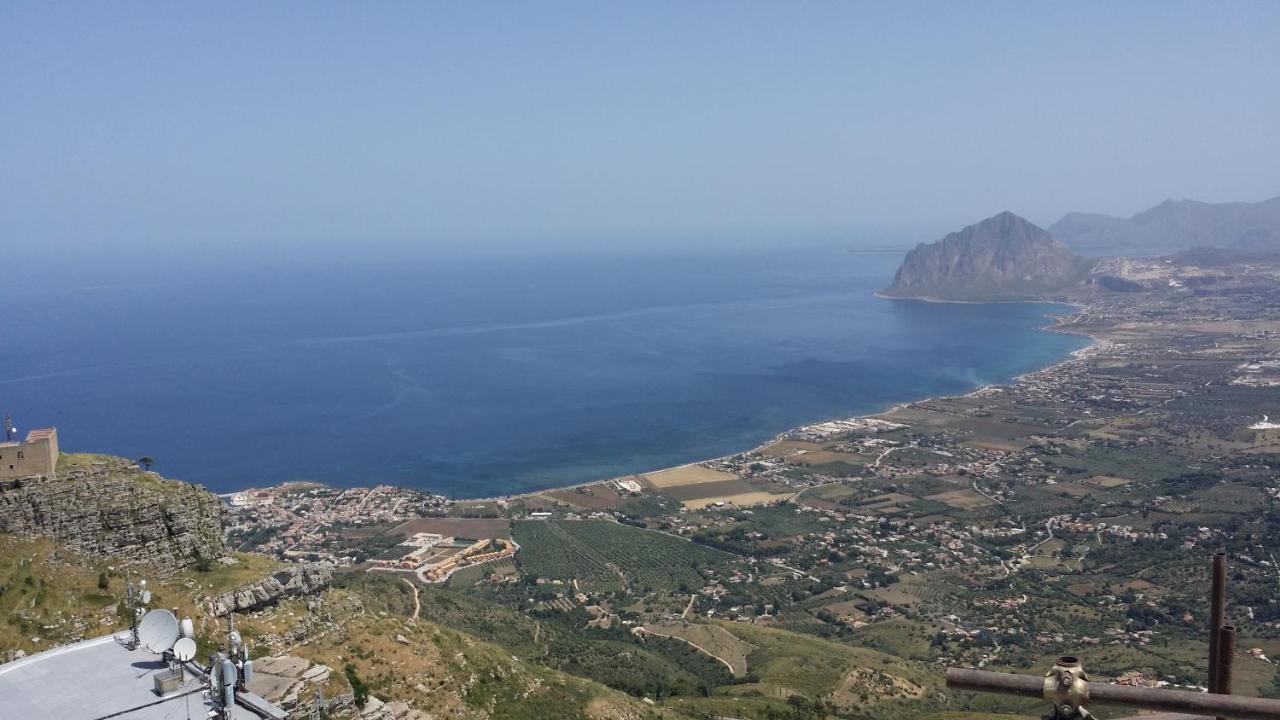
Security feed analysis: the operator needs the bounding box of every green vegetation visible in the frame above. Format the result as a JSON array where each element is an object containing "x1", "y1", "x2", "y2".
[
  {"x1": 513, "y1": 520, "x2": 740, "y2": 592},
  {"x1": 344, "y1": 663, "x2": 370, "y2": 707}
]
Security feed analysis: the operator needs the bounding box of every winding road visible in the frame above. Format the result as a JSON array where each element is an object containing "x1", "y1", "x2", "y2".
[{"x1": 403, "y1": 577, "x2": 420, "y2": 622}]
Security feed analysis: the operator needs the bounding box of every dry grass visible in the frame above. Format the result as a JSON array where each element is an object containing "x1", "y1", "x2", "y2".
[
  {"x1": 641, "y1": 622, "x2": 754, "y2": 677},
  {"x1": 789, "y1": 450, "x2": 866, "y2": 466},
  {"x1": 543, "y1": 483, "x2": 627, "y2": 509},
  {"x1": 1086, "y1": 475, "x2": 1131, "y2": 487},
  {"x1": 925, "y1": 489, "x2": 994, "y2": 509},
  {"x1": 641, "y1": 464, "x2": 738, "y2": 489}
]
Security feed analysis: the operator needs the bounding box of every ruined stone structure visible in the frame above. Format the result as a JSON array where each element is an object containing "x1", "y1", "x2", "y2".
[{"x1": 0, "y1": 427, "x2": 59, "y2": 480}]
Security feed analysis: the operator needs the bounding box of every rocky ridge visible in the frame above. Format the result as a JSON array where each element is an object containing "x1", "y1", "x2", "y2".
[{"x1": 1051, "y1": 195, "x2": 1280, "y2": 256}]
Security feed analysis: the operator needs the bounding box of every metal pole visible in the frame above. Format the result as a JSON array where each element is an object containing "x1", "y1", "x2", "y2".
[
  {"x1": 1217, "y1": 623, "x2": 1238, "y2": 720},
  {"x1": 946, "y1": 668, "x2": 1280, "y2": 720},
  {"x1": 1210, "y1": 552, "x2": 1227, "y2": 692}
]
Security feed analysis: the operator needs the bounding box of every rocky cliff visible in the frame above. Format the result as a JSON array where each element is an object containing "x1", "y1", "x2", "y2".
[
  {"x1": 0, "y1": 455, "x2": 226, "y2": 571},
  {"x1": 882, "y1": 211, "x2": 1094, "y2": 301}
]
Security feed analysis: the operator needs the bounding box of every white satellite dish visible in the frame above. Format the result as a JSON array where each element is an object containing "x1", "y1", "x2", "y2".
[
  {"x1": 172, "y1": 636, "x2": 197, "y2": 662},
  {"x1": 180, "y1": 617, "x2": 195, "y2": 639},
  {"x1": 137, "y1": 608, "x2": 180, "y2": 654},
  {"x1": 140, "y1": 589, "x2": 152, "y2": 605}
]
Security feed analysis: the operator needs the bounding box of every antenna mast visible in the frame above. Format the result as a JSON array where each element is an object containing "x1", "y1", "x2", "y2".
[
  {"x1": 125, "y1": 575, "x2": 139, "y2": 649},
  {"x1": 4, "y1": 414, "x2": 14, "y2": 442},
  {"x1": 310, "y1": 687, "x2": 324, "y2": 720}
]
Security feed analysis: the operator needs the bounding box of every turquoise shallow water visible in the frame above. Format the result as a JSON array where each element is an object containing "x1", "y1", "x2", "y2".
[{"x1": 0, "y1": 248, "x2": 1087, "y2": 497}]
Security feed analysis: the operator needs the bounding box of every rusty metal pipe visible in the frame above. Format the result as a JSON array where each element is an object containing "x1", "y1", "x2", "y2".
[
  {"x1": 1218, "y1": 617, "x2": 1239, "y2": 717},
  {"x1": 1210, "y1": 551, "x2": 1227, "y2": 692},
  {"x1": 946, "y1": 668, "x2": 1280, "y2": 720},
  {"x1": 946, "y1": 667, "x2": 1043, "y2": 699},
  {"x1": 1218, "y1": 624, "x2": 1238, "y2": 696}
]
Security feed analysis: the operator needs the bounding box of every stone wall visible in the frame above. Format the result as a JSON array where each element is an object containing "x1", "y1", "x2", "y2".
[{"x1": 0, "y1": 458, "x2": 226, "y2": 571}]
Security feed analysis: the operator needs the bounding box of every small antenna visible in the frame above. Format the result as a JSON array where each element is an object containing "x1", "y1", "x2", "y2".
[
  {"x1": 3, "y1": 414, "x2": 14, "y2": 442},
  {"x1": 124, "y1": 575, "x2": 140, "y2": 649},
  {"x1": 310, "y1": 687, "x2": 324, "y2": 720}
]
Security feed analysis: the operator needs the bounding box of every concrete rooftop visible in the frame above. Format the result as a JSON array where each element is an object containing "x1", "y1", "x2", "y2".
[{"x1": 0, "y1": 633, "x2": 260, "y2": 720}]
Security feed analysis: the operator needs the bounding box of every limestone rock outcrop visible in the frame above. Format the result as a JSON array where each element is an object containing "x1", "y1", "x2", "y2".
[
  {"x1": 883, "y1": 211, "x2": 1094, "y2": 301},
  {"x1": 0, "y1": 457, "x2": 226, "y2": 571},
  {"x1": 206, "y1": 561, "x2": 335, "y2": 616}
]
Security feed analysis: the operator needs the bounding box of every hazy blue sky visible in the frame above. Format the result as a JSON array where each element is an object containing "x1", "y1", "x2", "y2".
[{"x1": 3, "y1": 1, "x2": 1279, "y2": 258}]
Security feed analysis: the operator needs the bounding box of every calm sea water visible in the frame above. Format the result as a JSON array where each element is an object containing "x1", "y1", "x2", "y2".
[{"x1": 0, "y1": 249, "x2": 1086, "y2": 497}]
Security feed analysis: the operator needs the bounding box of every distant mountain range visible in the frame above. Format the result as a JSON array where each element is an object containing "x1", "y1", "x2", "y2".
[
  {"x1": 881, "y1": 211, "x2": 1095, "y2": 302},
  {"x1": 1050, "y1": 196, "x2": 1280, "y2": 256}
]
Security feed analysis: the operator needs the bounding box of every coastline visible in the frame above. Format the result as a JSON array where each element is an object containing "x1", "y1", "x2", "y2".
[
  {"x1": 388, "y1": 296, "x2": 1102, "y2": 505},
  {"x1": 872, "y1": 289, "x2": 1082, "y2": 306}
]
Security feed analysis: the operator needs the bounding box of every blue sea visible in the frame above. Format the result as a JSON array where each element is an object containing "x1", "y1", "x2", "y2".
[{"x1": 0, "y1": 248, "x2": 1086, "y2": 497}]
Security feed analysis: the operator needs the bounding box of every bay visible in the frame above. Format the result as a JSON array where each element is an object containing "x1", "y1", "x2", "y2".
[{"x1": 0, "y1": 248, "x2": 1087, "y2": 497}]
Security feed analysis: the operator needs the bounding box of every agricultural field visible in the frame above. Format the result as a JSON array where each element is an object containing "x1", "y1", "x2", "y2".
[
  {"x1": 642, "y1": 464, "x2": 739, "y2": 489},
  {"x1": 510, "y1": 520, "x2": 622, "y2": 591},
  {"x1": 389, "y1": 516, "x2": 511, "y2": 540},
  {"x1": 541, "y1": 482, "x2": 629, "y2": 509},
  {"x1": 637, "y1": 464, "x2": 794, "y2": 510},
  {"x1": 512, "y1": 519, "x2": 742, "y2": 593}
]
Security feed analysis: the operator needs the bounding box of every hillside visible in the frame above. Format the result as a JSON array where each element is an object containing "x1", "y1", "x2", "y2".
[
  {"x1": 882, "y1": 212, "x2": 1094, "y2": 301},
  {"x1": 0, "y1": 536, "x2": 659, "y2": 719},
  {"x1": 0, "y1": 454, "x2": 226, "y2": 570},
  {"x1": 1051, "y1": 195, "x2": 1280, "y2": 256},
  {"x1": 0, "y1": 534, "x2": 278, "y2": 660}
]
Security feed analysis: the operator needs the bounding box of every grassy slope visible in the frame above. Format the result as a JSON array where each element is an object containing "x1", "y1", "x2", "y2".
[
  {"x1": 0, "y1": 535, "x2": 277, "y2": 657},
  {"x1": 288, "y1": 603, "x2": 670, "y2": 720},
  {"x1": 1, "y1": 540, "x2": 668, "y2": 719}
]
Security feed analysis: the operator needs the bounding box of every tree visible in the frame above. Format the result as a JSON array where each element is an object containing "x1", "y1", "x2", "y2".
[
  {"x1": 138, "y1": 456, "x2": 155, "y2": 471},
  {"x1": 344, "y1": 664, "x2": 370, "y2": 708},
  {"x1": 97, "y1": 572, "x2": 110, "y2": 590}
]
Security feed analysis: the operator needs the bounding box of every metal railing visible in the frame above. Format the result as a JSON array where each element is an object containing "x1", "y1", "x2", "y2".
[{"x1": 943, "y1": 553, "x2": 1280, "y2": 720}]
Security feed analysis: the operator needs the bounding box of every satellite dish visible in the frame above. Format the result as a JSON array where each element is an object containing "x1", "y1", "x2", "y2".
[
  {"x1": 140, "y1": 590, "x2": 152, "y2": 605},
  {"x1": 229, "y1": 630, "x2": 242, "y2": 651},
  {"x1": 172, "y1": 637, "x2": 197, "y2": 662},
  {"x1": 137, "y1": 609, "x2": 180, "y2": 653},
  {"x1": 180, "y1": 617, "x2": 195, "y2": 639}
]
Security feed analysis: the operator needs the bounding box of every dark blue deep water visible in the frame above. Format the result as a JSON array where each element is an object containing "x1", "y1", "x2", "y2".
[{"x1": 0, "y1": 249, "x2": 1086, "y2": 497}]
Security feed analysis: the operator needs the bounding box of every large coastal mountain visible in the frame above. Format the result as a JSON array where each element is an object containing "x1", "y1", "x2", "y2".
[
  {"x1": 882, "y1": 211, "x2": 1094, "y2": 301},
  {"x1": 1051, "y1": 195, "x2": 1280, "y2": 256}
]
